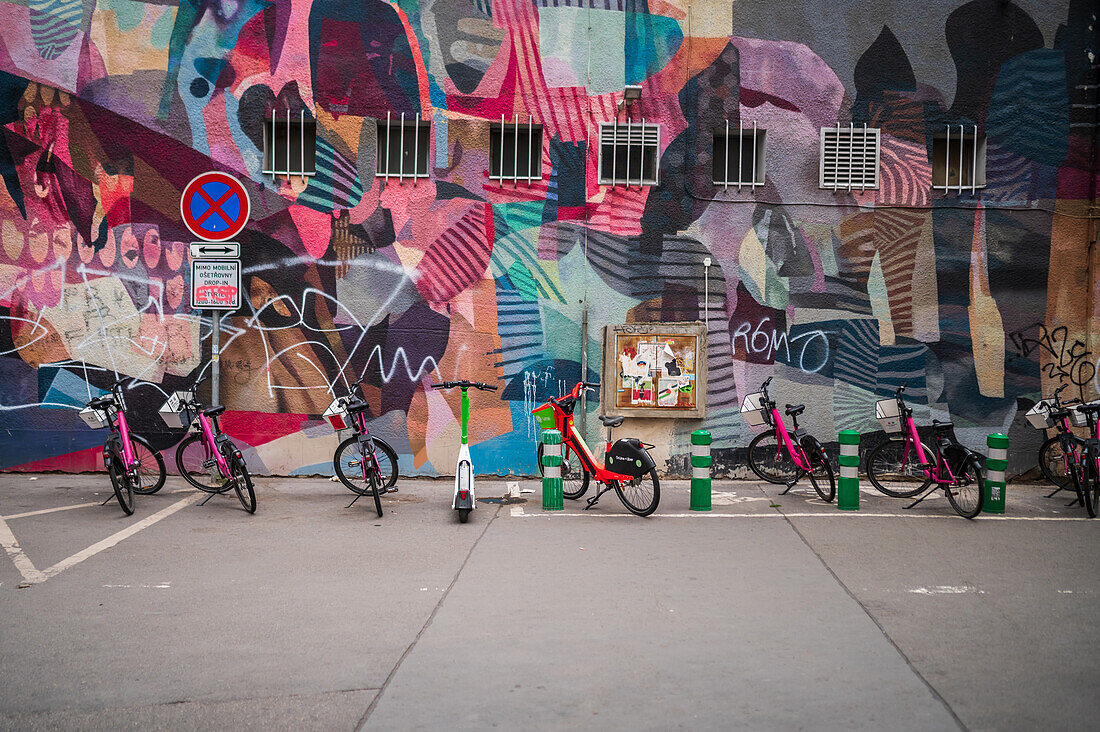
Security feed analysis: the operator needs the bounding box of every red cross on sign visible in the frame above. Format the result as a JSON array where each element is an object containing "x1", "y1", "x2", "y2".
[{"x1": 181, "y1": 172, "x2": 250, "y2": 241}]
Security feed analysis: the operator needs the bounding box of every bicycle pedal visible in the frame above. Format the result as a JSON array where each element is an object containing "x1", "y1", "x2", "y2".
[
  {"x1": 202, "y1": 458, "x2": 218, "y2": 469},
  {"x1": 915, "y1": 463, "x2": 933, "y2": 471},
  {"x1": 348, "y1": 460, "x2": 361, "y2": 467}
]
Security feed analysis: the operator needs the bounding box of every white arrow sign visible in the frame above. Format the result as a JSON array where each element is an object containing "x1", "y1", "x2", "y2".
[{"x1": 190, "y1": 242, "x2": 239, "y2": 259}]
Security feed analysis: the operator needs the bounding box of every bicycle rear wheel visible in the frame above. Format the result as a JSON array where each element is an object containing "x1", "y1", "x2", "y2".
[
  {"x1": 107, "y1": 454, "x2": 135, "y2": 516},
  {"x1": 614, "y1": 468, "x2": 660, "y2": 516},
  {"x1": 1038, "y1": 435, "x2": 1071, "y2": 488},
  {"x1": 945, "y1": 454, "x2": 984, "y2": 519},
  {"x1": 176, "y1": 434, "x2": 229, "y2": 492},
  {"x1": 537, "y1": 442, "x2": 590, "y2": 499},
  {"x1": 747, "y1": 431, "x2": 801, "y2": 484},
  {"x1": 866, "y1": 438, "x2": 934, "y2": 498},
  {"x1": 130, "y1": 435, "x2": 167, "y2": 495},
  {"x1": 227, "y1": 450, "x2": 256, "y2": 513},
  {"x1": 371, "y1": 438, "x2": 399, "y2": 489}
]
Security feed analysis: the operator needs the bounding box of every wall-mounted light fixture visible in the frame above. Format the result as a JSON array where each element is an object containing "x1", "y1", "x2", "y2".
[{"x1": 624, "y1": 85, "x2": 642, "y2": 102}]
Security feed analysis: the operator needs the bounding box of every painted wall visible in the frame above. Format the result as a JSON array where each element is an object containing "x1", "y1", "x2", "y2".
[{"x1": 0, "y1": 0, "x2": 1096, "y2": 478}]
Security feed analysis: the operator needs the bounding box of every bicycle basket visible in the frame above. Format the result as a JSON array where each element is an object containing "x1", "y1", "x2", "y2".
[
  {"x1": 78, "y1": 406, "x2": 109, "y2": 430},
  {"x1": 158, "y1": 390, "x2": 197, "y2": 429},
  {"x1": 875, "y1": 399, "x2": 902, "y2": 434},
  {"x1": 323, "y1": 397, "x2": 351, "y2": 430},
  {"x1": 532, "y1": 403, "x2": 556, "y2": 430},
  {"x1": 740, "y1": 392, "x2": 768, "y2": 427},
  {"x1": 1069, "y1": 403, "x2": 1094, "y2": 428},
  {"x1": 1024, "y1": 400, "x2": 1054, "y2": 430}
]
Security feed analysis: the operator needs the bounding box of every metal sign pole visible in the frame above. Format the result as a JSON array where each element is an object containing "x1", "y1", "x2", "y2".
[{"x1": 211, "y1": 311, "x2": 220, "y2": 406}]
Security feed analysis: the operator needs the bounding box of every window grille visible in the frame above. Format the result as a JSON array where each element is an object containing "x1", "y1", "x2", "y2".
[
  {"x1": 376, "y1": 112, "x2": 430, "y2": 183},
  {"x1": 490, "y1": 115, "x2": 542, "y2": 185},
  {"x1": 819, "y1": 124, "x2": 880, "y2": 191},
  {"x1": 598, "y1": 121, "x2": 659, "y2": 187},
  {"x1": 263, "y1": 109, "x2": 317, "y2": 181},
  {"x1": 932, "y1": 125, "x2": 985, "y2": 195},
  {"x1": 713, "y1": 122, "x2": 765, "y2": 190}
]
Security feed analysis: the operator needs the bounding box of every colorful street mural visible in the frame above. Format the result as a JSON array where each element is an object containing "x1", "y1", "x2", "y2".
[{"x1": 0, "y1": 0, "x2": 1096, "y2": 477}]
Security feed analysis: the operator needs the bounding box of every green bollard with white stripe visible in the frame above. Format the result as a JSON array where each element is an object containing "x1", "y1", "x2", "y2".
[
  {"x1": 690, "y1": 430, "x2": 712, "y2": 511},
  {"x1": 837, "y1": 430, "x2": 860, "y2": 511},
  {"x1": 983, "y1": 433, "x2": 1008, "y2": 514},
  {"x1": 541, "y1": 430, "x2": 564, "y2": 511}
]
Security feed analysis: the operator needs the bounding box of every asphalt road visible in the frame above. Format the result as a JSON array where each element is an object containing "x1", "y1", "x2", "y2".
[{"x1": 0, "y1": 473, "x2": 1096, "y2": 730}]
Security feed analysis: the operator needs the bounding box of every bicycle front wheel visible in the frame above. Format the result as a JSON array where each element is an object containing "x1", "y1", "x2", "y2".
[
  {"x1": 614, "y1": 468, "x2": 660, "y2": 516},
  {"x1": 107, "y1": 453, "x2": 135, "y2": 515},
  {"x1": 176, "y1": 434, "x2": 230, "y2": 492},
  {"x1": 227, "y1": 450, "x2": 256, "y2": 513},
  {"x1": 807, "y1": 451, "x2": 836, "y2": 502},
  {"x1": 946, "y1": 454, "x2": 984, "y2": 519},
  {"x1": 1038, "y1": 435, "x2": 1071, "y2": 488},
  {"x1": 866, "y1": 438, "x2": 934, "y2": 498},
  {"x1": 747, "y1": 431, "x2": 801, "y2": 484},
  {"x1": 537, "y1": 442, "x2": 590, "y2": 499},
  {"x1": 1079, "y1": 456, "x2": 1098, "y2": 518},
  {"x1": 130, "y1": 435, "x2": 167, "y2": 495}
]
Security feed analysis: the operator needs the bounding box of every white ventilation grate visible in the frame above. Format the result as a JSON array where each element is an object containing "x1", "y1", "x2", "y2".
[{"x1": 819, "y1": 124, "x2": 880, "y2": 191}]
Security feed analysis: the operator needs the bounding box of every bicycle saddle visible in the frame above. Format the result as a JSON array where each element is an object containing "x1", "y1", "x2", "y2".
[
  {"x1": 599, "y1": 415, "x2": 624, "y2": 428},
  {"x1": 1049, "y1": 409, "x2": 1072, "y2": 420},
  {"x1": 203, "y1": 405, "x2": 226, "y2": 417},
  {"x1": 88, "y1": 396, "x2": 113, "y2": 409},
  {"x1": 345, "y1": 399, "x2": 370, "y2": 414},
  {"x1": 1077, "y1": 403, "x2": 1100, "y2": 415},
  {"x1": 932, "y1": 419, "x2": 954, "y2": 429},
  {"x1": 784, "y1": 404, "x2": 805, "y2": 417}
]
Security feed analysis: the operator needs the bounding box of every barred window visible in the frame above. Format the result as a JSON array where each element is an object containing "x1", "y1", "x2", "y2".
[
  {"x1": 932, "y1": 125, "x2": 986, "y2": 194},
  {"x1": 713, "y1": 122, "x2": 765, "y2": 189},
  {"x1": 819, "y1": 125, "x2": 880, "y2": 190},
  {"x1": 263, "y1": 110, "x2": 317, "y2": 179},
  {"x1": 490, "y1": 116, "x2": 542, "y2": 183},
  {"x1": 598, "y1": 121, "x2": 659, "y2": 187},
  {"x1": 376, "y1": 113, "x2": 430, "y2": 180}
]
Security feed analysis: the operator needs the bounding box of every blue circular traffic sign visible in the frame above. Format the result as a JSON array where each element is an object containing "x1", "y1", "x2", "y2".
[{"x1": 180, "y1": 172, "x2": 250, "y2": 241}]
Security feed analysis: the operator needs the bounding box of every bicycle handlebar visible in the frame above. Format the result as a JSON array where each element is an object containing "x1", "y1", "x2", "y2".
[{"x1": 430, "y1": 381, "x2": 498, "y2": 391}]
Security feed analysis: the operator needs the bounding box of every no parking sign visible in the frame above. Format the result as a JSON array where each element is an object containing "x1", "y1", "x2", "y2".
[{"x1": 180, "y1": 172, "x2": 250, "y2": 241}]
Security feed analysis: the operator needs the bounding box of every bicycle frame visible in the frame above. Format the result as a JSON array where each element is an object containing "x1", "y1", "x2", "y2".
[
  {"x1": 902, "y1": 412, "x2": 958, "y2": 484},
  {"x1": 196, "y1": 411, "x2": 231, "y2": 476},
  {"x1": 113, "y1": 407, "x2": 137, "y2": 469},
  {"x1": 767, "y1": 407, "x2": 813, "y2": 472},
  {"x1": 547, "y1": 384, "x2": 634, "y2": 485}
]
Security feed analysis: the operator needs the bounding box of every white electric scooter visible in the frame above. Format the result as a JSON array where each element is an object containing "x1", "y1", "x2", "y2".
[{"x1": 429, "y1": 380, "x2": 498, "y2": 522}]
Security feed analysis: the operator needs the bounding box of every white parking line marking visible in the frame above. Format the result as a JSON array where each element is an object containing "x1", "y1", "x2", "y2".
[
  {"x1": 39, "y1": 494, "x2": 200, "y2": 582},
  {"x1": 511, "y1": 511, "x2": 1093, "y2": 520},
  {"x1": 0, "y1": 515, "x2": 46, "y2": 583},
  {"x1": 2, "y1": 502, "x2": 98, "y2": 520}
]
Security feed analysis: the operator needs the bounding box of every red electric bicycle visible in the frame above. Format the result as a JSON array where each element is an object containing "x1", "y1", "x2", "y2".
[{"x1": 532, "y1": 381, "x2": 660, "y2": 516}]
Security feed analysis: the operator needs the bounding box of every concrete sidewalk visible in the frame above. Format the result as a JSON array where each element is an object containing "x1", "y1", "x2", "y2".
[{"x1": 0, "y1": 474, "x2": 1096, "y2": 730}]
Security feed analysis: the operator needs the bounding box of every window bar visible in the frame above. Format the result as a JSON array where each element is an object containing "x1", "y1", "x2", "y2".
[
  {"x1": 611, "y1": 120, "x2": 617, "y2": 187},
  {"x1": 635, "y1": 119, "x2": 642, "y2": 189},
  {"x1": 626, "y1": 119, "x2": 633, "y2": 188},
  {"x1": 737, "y1": 122, "x2": 743, "y2": 191},
  {"x1": 269, "y1": 108, "x2": 276, "y2": 182},
  {"x1": 971, "y1": 123, "x2": 978, "y2": 196},
  {"x1": 723, "y1": 120, "x2": 730, "y2": 191},
  {"x1": 847, "y1": 122, "x2": 854, "y2": 193},
  {"x1": 527, "y1": 117, "x2": 533, "y2": 188},
  {"x1": 957, "y1": 124, "x2": 965, "y2": 197},
  {"x1": 942, "y1": 124, "x2": 950, "y2": 191},
  {"x1": 286, "y1": 108, "x2": 291, "y2": 180},
  {"x1": 412, "y1": 113, "x2": 420, "y2": 187},
  {"x1": 398, "y1": 112, "x2": 406, "y2": 185},
  {"x1": 499, "y1": 114, "x2": 505, "y2": 188},
  {"x1": 385, "y1": 111, "x2": 392, "y2": 182},
  {"x1": 751, "y1": 120, "x2": 758, "y2": 190},
  {"x1": 513, "y1": 114, "x2": 519, "y2": 187},
  {"x1": 300, "y1": 108, "x2": 306, "y2": 185},
  {"x1": 655, "y1": 122, "x2": 660, "y2": 186}
]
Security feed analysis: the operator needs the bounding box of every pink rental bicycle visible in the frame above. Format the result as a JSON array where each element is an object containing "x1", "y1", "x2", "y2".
[
  {"x1": 742, "y1": 377, "x2": 835, "y2": 502},
  {"x1": 865, "y1": 384, "x2": 984, "y2": 519},
  {"x1": 79, "y1": 378, "x2": 167, "y2": 515},
  {"x1": 169, "y1": 374, "x2": 256, "y2": 513}
]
